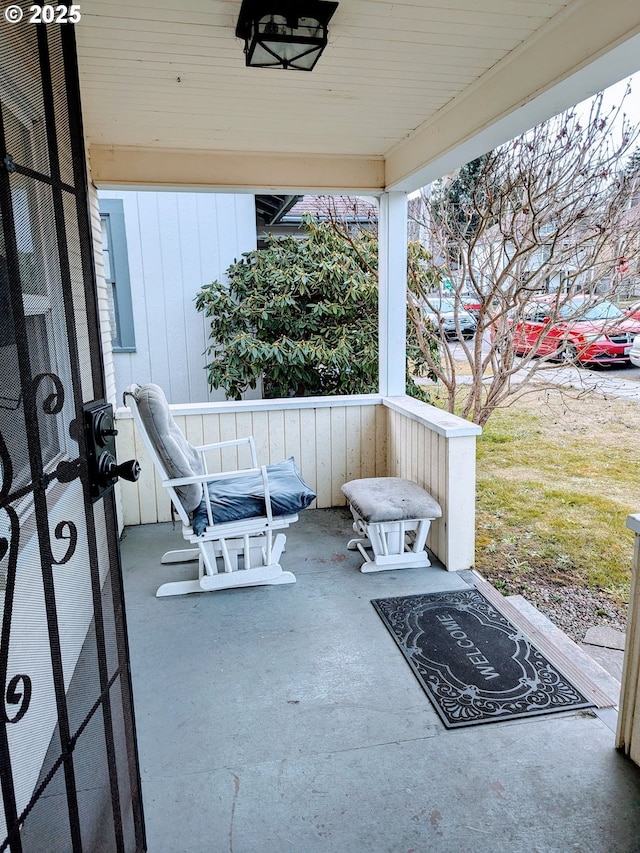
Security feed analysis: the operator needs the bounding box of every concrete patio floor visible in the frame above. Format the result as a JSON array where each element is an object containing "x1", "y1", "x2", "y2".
[{"x1": 120, "y1": 508, "x2": 640, "y2": 853}]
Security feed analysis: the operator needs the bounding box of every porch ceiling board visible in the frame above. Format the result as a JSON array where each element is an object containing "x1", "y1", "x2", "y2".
[
  {"x1": 76, "y1": 0, "x2": 640, "y2": 193},
  {"x1": 386, "y1": 0, "x2": 640, "y2": 189}
]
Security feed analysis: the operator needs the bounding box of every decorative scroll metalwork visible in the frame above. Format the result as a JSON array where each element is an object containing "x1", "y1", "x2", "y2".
[
  {"x1": 3, "y1": 676, "x2": 31, "y2": 725},
  {"x1": 51, "y1": 520, "x2": 77, "y2": 565},
  {"x1": 0, "y1": 368, "x2": 82, "y2": 723},
  {"x1": 0, "y1": 430, "x2": 13, "y2": 501},
  {"x1": 0, "y1": 19, "x2": 145, "y2": 852},
  {"x1": 32, "y1": 372, "x2": 65, "y2": 415},
  {"x1": 0, "y1": 503, "x2": 20, "y2": 727}
]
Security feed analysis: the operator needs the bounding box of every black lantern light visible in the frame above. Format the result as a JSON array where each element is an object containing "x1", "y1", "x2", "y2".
[{"x1": 235, "y1": 0, "x2": 339, "y2": 71}]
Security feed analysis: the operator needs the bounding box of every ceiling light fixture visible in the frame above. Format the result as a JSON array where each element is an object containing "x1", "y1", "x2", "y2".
[{"x1": 235, "y1": 0, "x2": 338, "y2": 71}]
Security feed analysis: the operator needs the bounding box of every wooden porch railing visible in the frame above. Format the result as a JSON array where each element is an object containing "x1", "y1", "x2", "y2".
[{"x1": 115, "y1": 394, "x2": 481, "y2": 571}]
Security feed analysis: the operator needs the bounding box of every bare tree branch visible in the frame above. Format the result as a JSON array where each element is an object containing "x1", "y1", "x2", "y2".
[{"x1": 409, "y1": 89, "x2": 640, "y2": 424}]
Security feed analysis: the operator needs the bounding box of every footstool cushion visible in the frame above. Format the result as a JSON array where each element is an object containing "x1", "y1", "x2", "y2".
[{"x1": 341, "y1": 477, "x2": 442, "y2": 523}]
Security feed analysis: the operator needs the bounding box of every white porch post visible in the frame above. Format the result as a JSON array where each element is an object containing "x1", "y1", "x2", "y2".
[
  {"x1": 378, "y1": 191, "x2": 408, "y2": 396},
  {"x1": 617, "y1": 514, "x2": 640, "y2": 763}
]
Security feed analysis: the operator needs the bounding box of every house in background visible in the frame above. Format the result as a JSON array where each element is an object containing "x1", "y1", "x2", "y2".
[
  {"x1": 98, "y1": 189, "x2": 261, "y2": 404},
  {"x1": 254, "y1": 193, "x2": 301, "y2": 246},
  {"x1": 256, "y1": 194, "x2": 378, "y2": 243}
]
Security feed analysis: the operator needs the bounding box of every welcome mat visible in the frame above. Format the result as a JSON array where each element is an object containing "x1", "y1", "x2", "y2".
[{"x1": 371, "y1": 587, "x2": 594, "y2": 728}]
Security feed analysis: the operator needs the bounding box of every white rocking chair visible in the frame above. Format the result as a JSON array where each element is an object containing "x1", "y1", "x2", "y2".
[{"x1": 124, "y1": 383, "x2": 315, "y2": 597}]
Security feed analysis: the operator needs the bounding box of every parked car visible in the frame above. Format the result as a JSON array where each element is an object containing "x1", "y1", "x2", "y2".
[
  {"x1": 625, "y1": 301, "x2": 640, "y2": 322},
  {"x1": 461, "y1": 293, "x2": 483, "y2": 317},
  {"x1": 507, "y1": 295, "x2": 640, "y2": 365},
  {"x1": 630, "y1": 334, "x2": 640, "y2": 368},
  {"x1": 423, "y1": 298, "x2": 477, "y2": 340}
]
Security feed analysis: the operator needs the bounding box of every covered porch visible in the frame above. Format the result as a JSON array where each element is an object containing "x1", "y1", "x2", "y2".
[
  {"x1": 120, "y1": 509, "x2": 640, "y2": 852},
  {"x1": 75, "y1": 0, "x2": 640, "y2": 847},
  {"x1": 5, "y1": 2, "x2": 640, "y2": 850}
]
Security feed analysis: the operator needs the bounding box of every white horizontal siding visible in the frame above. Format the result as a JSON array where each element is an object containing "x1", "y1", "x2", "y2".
[
  {"x1": 99, "y1": 189, "x2": 259, "y2": 405},
  {"x1": 88, "y1": 171, "x2": 129, "y2": 532},
  {"x1": 88, "y1": 174, "x2": 117, "y2": 406}
]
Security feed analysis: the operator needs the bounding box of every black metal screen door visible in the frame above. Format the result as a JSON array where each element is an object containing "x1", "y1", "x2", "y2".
[{"x1": 0, "y1": 15, "x2": 145, "y2": 853}]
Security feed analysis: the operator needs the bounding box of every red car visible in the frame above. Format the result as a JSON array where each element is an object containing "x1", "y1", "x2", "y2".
[
  {"x1": 509, "y1": 296, "x2": 640, "y2": 364},
  {"x1": 461, "y1": 294, "x2": 482, "y2": 316},
  {"x1": 625, "y1": 301, "x2": 640, "y2": 322}
]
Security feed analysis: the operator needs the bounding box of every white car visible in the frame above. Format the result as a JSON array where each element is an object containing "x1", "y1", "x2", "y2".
[{"x1": 630, "y1": 334, "x2": 640, "y2": 368}]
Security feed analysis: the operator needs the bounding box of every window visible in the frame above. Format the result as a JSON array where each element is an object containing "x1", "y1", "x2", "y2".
[
  {"x1": 524, "y1": 304, "x2": 548, "y2": 322},
  {"x1": 99, "y1": 199, "x2": 135, "y2": 351},
  {"x1": 0, "y1": 99, "x2": 71, "y2": 491}
]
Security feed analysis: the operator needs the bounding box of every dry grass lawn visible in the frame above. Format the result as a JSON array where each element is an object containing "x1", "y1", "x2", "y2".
[{"x1": 475, "y1": 387, "x2": 640, "y2": 604}]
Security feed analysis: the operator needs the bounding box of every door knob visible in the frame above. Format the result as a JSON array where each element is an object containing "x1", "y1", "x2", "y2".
[{"x1": 98, "y1": 454, "x2": 141, "y2": 487}]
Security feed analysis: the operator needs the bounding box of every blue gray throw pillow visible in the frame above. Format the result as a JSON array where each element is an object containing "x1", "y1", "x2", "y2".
[{"x1": 191, "y1": 457, "x2": 316, "y2": 536}]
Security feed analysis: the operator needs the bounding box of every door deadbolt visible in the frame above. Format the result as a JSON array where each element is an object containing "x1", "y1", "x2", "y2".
[{"x1": 84, "y1": 401, "x2": 140, "y2": 501}]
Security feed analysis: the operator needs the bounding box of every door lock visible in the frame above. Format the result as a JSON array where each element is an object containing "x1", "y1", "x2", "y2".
[{"x1": 84, "y1": 401, "x2": 140, "y2": 501}]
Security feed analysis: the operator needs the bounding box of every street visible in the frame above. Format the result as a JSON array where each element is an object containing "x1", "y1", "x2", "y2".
[
  {"x1": 447, "y1": 334, "x2": 640, "y2": 397},
  {"x1": 603, "y1": 362, "x2": 640, "y2": 382}
]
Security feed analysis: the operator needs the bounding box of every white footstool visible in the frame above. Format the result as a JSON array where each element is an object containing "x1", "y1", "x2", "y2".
[{"x1": 341, "y1": 477, "x2": 442, "y2": 573}]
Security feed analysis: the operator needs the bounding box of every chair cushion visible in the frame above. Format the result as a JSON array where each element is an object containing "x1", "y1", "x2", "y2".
[
  {"x1": 191, "y1": 457, "x2": 316, "y2": 535},
  {"x1": 341, "y1": 477, "x2": 442, "y2": 523},
  {"x1": 132, "y1": 383, "x2": 204, "y2": 512}
]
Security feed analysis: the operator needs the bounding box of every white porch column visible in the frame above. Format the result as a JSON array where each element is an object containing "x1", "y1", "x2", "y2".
[
  {"x1": 617, "y1": 514, "x2": 640, "y2": 762},
  {"x1": 378, "y1": 191, "x2": 408, "y2": 396}
]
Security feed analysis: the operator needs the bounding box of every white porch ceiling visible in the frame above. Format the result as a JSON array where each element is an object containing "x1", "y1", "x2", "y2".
[{"x1": 76, "y1": 0, "x2": 640, "y2": 193}]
